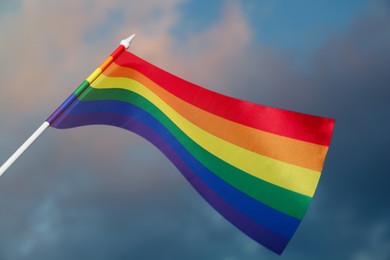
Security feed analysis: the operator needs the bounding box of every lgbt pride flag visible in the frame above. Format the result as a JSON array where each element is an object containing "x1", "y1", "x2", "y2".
[{"x1": 46, "y1": 47, "x2": 334, "y2": 254}]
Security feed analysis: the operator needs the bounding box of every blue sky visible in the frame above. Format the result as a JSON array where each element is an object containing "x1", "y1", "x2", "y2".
[
  {"x1": 174, "y1": 1, "x2": 371, "y2": 57},
  {"x1": 0, "y1": 0, "x2": 390, "y2": 259}
]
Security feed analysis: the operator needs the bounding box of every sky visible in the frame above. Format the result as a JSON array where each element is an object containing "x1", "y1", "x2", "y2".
[{"x1": 0, "y1": 0, "x2": 389, "y2": 259}]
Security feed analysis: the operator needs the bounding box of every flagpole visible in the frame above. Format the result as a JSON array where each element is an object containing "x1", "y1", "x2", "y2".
[
  {"x1": 0, "y1": 122, "x2": 49, "y2": 176},
  {"x1": 0, "y1": 34, "x2": 135, "y2": 177}
]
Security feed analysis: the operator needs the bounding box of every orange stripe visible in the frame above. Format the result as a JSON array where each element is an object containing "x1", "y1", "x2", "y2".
[
  {"x1": 98, "y1": 56, "x2": 114, "y2": 71},
  {"x1": 104, "y1": 63, "x2": 329, "y2": 171}
]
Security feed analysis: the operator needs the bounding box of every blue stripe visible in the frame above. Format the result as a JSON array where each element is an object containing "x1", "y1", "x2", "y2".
[{"x1": 53, "y1": 98, "x2": 301, "y2": 240}]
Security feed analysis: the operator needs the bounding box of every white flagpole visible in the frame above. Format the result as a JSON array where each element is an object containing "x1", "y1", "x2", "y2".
[
  {"x1": 0, "y1": 34, "x2": 135, "y2": 177},
  {"x1": 0, "y1": 122, "x2": 50, "y2": 176}
]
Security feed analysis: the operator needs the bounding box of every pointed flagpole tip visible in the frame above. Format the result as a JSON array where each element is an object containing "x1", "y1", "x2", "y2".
[{"x1": 120, "y1": 34, "x2": 135, "y2": 49}]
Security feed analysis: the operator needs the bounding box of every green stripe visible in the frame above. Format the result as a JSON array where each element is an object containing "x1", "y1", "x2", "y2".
[
  {"x1": 80, "y1": 87, "x2": 311, "y2": 219},
  {"x1": 73, "y1": 80, "x2": 90, "y2": 97}
]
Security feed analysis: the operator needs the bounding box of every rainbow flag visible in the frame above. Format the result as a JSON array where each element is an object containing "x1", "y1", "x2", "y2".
[{"x1": 49, "y1": 50, "x2": 334, "y2": 254}]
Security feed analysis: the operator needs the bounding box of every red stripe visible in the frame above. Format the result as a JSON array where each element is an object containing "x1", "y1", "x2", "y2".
[
  {"x1": 115, "y1": 51, "x2": 334, "y2": 146},
  {"x1": 110, "y1": 45, "x2": 125, "y2": 60}
]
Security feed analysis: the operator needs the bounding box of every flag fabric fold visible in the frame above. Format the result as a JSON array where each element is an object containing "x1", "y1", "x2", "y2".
[{"x1": 51, "y1": 50, "x2": 334, "y2": 254}]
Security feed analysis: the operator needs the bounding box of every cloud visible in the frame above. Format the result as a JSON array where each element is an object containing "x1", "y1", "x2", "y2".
[
  {"x1": 0, "y1": 0, "x2": 183, "y2": 116},
  {"x1": 352, "y1": 221, "x2": 390, "y2": 260}
]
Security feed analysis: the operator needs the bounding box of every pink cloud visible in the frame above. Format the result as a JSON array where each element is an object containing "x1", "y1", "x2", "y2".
[{"x1": 0, "y1": 0, "x2": 257, "y2": 157}]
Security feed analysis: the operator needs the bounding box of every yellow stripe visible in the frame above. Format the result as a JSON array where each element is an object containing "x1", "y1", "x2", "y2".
[
  {"x1": 106, "y1": 64, "x2": 328, "y2": 172},
  {"x1": 86, "y1": 68, "x2": 102, "y2": 84},
  {"x1": 91, "y1": 75, "x2": 320, "y2": 197}
]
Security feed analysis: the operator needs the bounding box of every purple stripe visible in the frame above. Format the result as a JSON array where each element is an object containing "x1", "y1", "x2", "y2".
[
  {"x1": 47, "y1": 94, "x2": 78, "y2": 124},
  {"x1": 54, "y1": 111, "x2": 288, "y2": 254}
]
